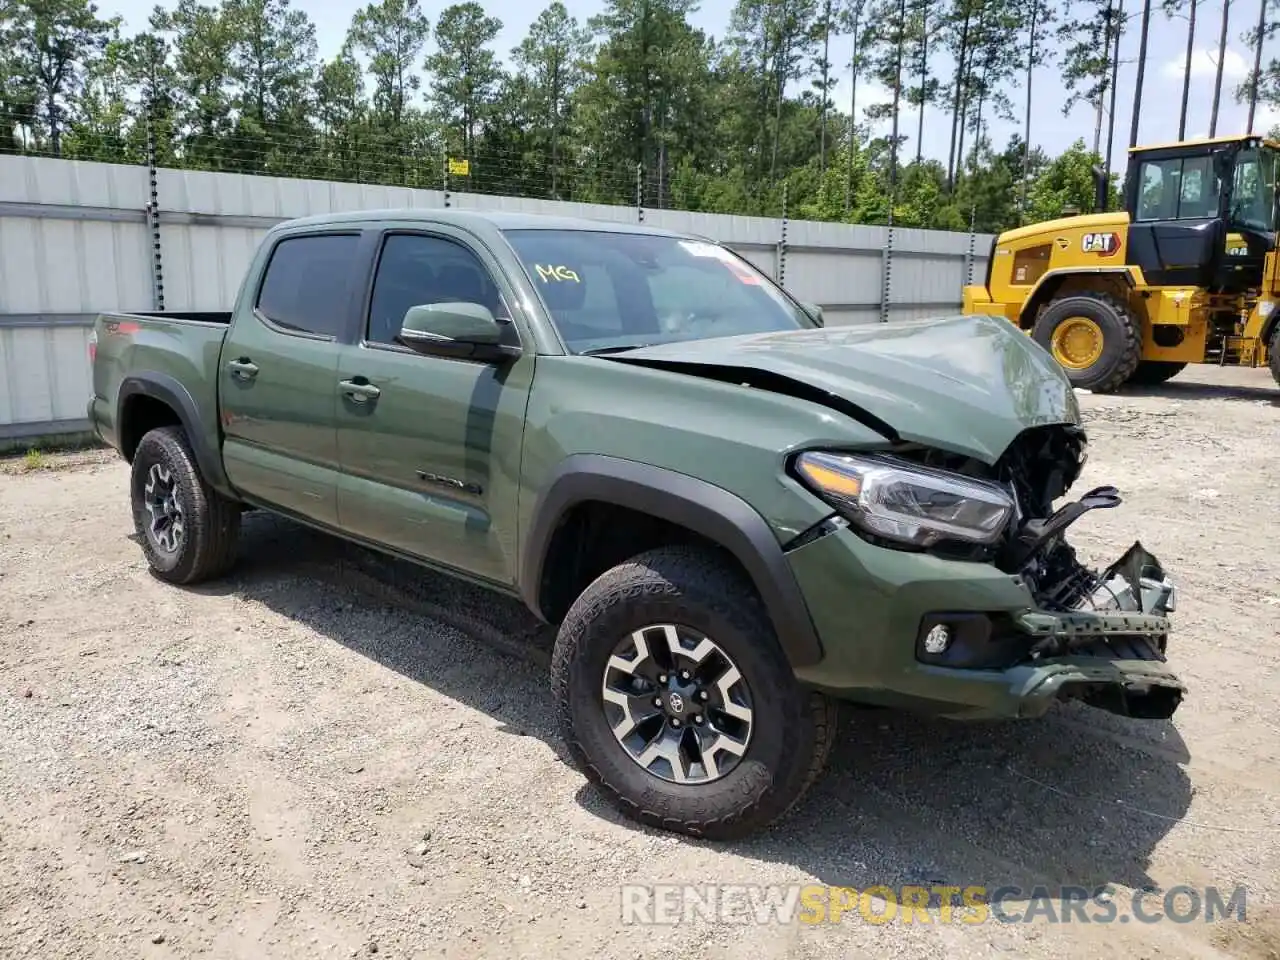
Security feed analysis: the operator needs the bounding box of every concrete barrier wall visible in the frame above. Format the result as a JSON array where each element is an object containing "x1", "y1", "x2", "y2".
[{"x1": 0, "y1": 154, "x2": 994, "y2": 441}]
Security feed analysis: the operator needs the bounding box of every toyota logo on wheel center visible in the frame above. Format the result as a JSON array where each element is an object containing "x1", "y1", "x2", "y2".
[{"x1": 668, "y1": 693, "x2": 685, "y2": 714}]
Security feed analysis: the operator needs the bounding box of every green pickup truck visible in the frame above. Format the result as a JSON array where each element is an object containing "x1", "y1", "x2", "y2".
[{"x1": 88, "y1": 209, "x2": 1184, "y2": 840}]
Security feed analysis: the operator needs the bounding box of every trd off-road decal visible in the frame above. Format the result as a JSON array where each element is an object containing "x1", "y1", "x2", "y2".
[{"x1": 1080, "y1": 232, "x2": 1122, "y2": 257}]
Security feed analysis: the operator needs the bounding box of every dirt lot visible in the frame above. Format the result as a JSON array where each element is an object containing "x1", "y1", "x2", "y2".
[{"x1": 2, "y1": 365, "x2": 1279, "y2": 960}]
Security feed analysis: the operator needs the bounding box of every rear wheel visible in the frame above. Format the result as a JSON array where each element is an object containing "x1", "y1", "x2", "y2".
[
  {"x1": 1127, "y1": 360, "x2": 1187, "y2": 387},
  {"x1": 551, "y1": 545, "x2": 836, "y2": 840},
  {"x1": 130, "y1": 425, "x2": 241, "y2": 584},
  {"x1": 1032, "y1": 292, "x2": 1142, "y2": 393}
]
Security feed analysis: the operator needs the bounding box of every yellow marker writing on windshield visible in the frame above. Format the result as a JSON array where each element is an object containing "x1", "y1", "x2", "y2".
[{"x1": 535, "y1": 264, "x2": 580, "y2": 283}]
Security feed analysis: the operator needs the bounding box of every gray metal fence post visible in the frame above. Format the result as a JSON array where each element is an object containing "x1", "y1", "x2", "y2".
[
  {"x1": 145, "y1": 97, "x2": 165, "y2": 312},
  {"x1": 777, "y1": 182, "x2": 789, "y2": 287},
  {"x1": 964, "y1": 203, "x2": 977, "y2": 287},
  {"x1": 879, "y1": 224, "x2": 894, "y2": 323},
  {"x1": 636, "y1": 163, "x2": 645, "y2": 223},
  {"x1": 442, "y1": 146, "x2": 451, "y2": 208}
]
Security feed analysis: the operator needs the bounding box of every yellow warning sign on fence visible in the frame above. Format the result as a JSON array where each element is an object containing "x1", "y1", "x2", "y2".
[{"x1": 448, "y1": 158, "x2": 470, "y2": 176}]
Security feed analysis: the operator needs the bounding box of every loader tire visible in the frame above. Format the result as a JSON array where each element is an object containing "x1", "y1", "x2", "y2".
[
  {"x1": 1269, "y1": 326, "x2": 1280, "y2": 388},
  {"x1": 1127, "y1": 361, "x2": 1187, "y2": 387},
  {"x1": 1032, "y1": 292, "x2": 1142, "y2": 393}
]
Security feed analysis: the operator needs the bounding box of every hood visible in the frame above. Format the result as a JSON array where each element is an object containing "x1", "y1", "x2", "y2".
[{"x1": 608, "y1": 313, "x2": 1082, "y2": 464}]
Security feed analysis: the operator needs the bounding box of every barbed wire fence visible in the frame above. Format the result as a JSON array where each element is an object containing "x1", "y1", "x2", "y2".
[
  {"x1": 1, "y1": 101, "x2": 991, "y2": 322},
  {"x1": 0, "y1": 101, "x2": 921, "y2": 226}
]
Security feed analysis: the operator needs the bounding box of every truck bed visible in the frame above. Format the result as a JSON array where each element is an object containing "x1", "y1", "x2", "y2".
[
  {"x1": 104, "y1": 310, "x2": 233, "y2": 325},
  {"x1": 89, "y1": 310, "x2": 231, "y2": 463}
]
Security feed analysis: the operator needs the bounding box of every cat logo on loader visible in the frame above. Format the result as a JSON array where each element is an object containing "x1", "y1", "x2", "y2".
[{"x1": 1081, "y1": 232, "x2": 1121, "y2": 256}]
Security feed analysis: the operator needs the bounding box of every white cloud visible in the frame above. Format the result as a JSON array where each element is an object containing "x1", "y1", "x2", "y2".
[
  {"x1": 1255, "y1": 103, "x2": 1280, "y2": 134},
  {"x1": 1160, "y1": 46, "x2": 1251, "y2": 81},
  {"x1": 826, "y1": 77, "x2": 896, "y2": 125}
]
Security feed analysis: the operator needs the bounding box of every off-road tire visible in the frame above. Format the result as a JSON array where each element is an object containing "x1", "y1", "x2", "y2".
[
  {"x1": 1032, "y1": 291, "x2": 1142, "y2": 393},
  {"x1": 551, "y1": 544, "x2": 837, "y2": 841},
  {"x1": 130, "y1": 425, "x2": 241, "y2": 584},
  {"x1": 1126, "y1": 360, "x2": 1187, "y2": 387},
  {"x1": 1269, "y1": 325, "x2": 1280, "y2": 388}
]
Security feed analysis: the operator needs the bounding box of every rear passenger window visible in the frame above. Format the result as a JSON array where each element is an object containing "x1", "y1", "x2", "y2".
[{"x1": 256, "y1": 234, "x2": 360, "y2": 338}]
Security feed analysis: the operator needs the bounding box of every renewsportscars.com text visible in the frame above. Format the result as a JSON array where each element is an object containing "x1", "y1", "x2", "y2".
[{"x1": 619, "y1": 883, "x2": 1249, "y2": 926}]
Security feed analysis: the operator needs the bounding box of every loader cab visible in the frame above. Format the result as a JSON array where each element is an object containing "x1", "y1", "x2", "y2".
[{"x1": 1123, "y1": 136, "x2": 1278, "y2": 293}]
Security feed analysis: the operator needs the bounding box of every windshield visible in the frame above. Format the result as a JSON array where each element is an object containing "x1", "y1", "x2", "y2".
[
  {"x1": 1231, "y1": 146, "x2": 1280, "y2": 232},
  {"x1": 502, "y1": 229, "x2": 812, "y2": 354}
]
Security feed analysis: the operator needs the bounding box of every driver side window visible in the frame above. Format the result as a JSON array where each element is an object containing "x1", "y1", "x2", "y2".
[{"x1": 365, "y1": 233, "x2": 508, "y2": 346}]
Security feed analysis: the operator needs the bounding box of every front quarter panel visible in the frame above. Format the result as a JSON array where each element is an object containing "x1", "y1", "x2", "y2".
[{"x1": 518, "y1": 353, "x2": 891, "y2": 549}]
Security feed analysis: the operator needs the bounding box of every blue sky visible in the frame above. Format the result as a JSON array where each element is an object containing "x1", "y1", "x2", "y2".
[{"x1": 97, "y1": 0, "x2": 1280, "y2": 174}]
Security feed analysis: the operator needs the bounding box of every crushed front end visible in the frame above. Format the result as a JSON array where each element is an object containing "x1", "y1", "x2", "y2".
[{"x1": 784, "y1": 425, "x2": 1185, "y2": 722}]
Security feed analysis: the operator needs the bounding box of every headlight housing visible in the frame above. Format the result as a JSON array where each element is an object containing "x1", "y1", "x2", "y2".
[{"x1": 793, "y1": 451, "x2": 1015, "y2": 548}]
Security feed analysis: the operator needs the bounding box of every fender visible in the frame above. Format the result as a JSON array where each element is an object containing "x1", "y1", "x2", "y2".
[
  {"x1": 1018, "y1": 266, "x2": 1139, "y2": 328},
  {"x1": 1261, "y1": 306, "x2": 1279, "y2": 351},
  {"x1": 117, "y1": 373, "x2": 235, "y2": 497},
  {"x1": 520, "y1": 454, "x2": 825, "y2": 669}
]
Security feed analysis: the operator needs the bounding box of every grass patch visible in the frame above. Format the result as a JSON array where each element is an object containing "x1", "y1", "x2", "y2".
[{"x1": 0, "y1": 442, "x2": 113, "y2": 476}]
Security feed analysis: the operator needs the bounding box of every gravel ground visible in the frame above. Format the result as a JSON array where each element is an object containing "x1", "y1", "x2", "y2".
[{"x1": 2, "y1": 365, "x2": 1279, "y2": 960}]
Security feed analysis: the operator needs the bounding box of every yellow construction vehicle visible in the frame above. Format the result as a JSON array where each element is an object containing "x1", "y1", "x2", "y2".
[{"x1": 963, "y1": 134, "x2": 1280, "y2": 391}]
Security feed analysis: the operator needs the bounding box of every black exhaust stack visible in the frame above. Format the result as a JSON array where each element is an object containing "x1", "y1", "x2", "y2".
[{"x1": 1091, "y1": 164, "x2": 1109, "y2": 213}]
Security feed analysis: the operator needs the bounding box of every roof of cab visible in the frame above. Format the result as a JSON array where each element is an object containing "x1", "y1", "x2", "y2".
[
  {"x1": 1129, "y1": 133, "x2": 1280, "y2": 152},
  {"x1": 272, "y1": 207, "x2": 697, "y2": 239}
]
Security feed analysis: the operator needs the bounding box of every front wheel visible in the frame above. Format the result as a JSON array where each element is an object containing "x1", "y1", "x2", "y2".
[
  {"x1": 1032, "y1": 292, "x2": 1142, "y2": 393},
  {"x1": 551, "y1": 545, "x2": 836, "y2": 840},
  {"x1": 130, "y1": 425, "x2": 241, "y2": 584}
]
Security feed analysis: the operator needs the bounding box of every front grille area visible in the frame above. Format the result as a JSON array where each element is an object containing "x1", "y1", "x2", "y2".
[{"x1": 992, "y1": 424, "x2": 1088, "y2": 520}]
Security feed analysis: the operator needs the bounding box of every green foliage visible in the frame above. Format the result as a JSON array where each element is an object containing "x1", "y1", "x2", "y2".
[
  {"x1": 6, "y1": 0, "x2": 116, "y2": 152},
  {"x1": 1024, "y1": 137, "x2": 1117, "y2": 221},
  {"x1": 0, "y1": 0, "x2": 1275, "y2": 235},
  {"x1": 1055, "y1": 0, "x2": 1120, "y2": 121},
  {"x1": 427, "y1": 2, "x2": 502, "y2": 155}
]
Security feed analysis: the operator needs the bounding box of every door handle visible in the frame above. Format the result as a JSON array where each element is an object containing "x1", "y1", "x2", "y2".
[
  {"x1": 226, "y1": 358, "x2": 259, "y2": 380},
  {"x1": 339, "y1": 379, "x2": 381, "y2": 402}
]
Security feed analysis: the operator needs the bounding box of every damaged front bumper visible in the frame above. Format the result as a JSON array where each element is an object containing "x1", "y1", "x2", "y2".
[
  {"x1": 993, "y1": 648, "x2": 1184, "y2": 720},
  {"x1": 916, "y1": 603, "x2": 1185, "y2": 721},
  {"x1": 785, "y1": 525, "x2": 1186, "y2": 723}
]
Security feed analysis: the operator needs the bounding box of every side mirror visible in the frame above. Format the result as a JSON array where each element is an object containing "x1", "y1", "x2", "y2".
[
  {"x1": 398, "y1": 302, "x2": 519, "y2": 361},
  {"x1": 800, "y1": 301, "x2": 825, "y2": 327}
]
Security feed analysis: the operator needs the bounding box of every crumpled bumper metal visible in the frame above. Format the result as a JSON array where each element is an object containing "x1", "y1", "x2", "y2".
[
  {"x1": 997, "y1": 653, "x2": 1185, "y2": 719},
  {"x1": 926, "y1": 544, "x2": 1185, "y2": 721},
  {"x1": 786, "y1": 527, "x2": 1186, "y2": 721}
]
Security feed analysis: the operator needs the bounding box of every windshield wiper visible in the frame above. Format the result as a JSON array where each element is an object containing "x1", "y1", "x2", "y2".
[{"x1": 580, "y1": 344, "x2": 655, "y2": 356}]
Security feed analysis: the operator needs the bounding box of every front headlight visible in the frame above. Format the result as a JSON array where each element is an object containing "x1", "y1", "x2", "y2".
[{"x1": 793, "y1": 451, "x2": 1015, "y2": 548}]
